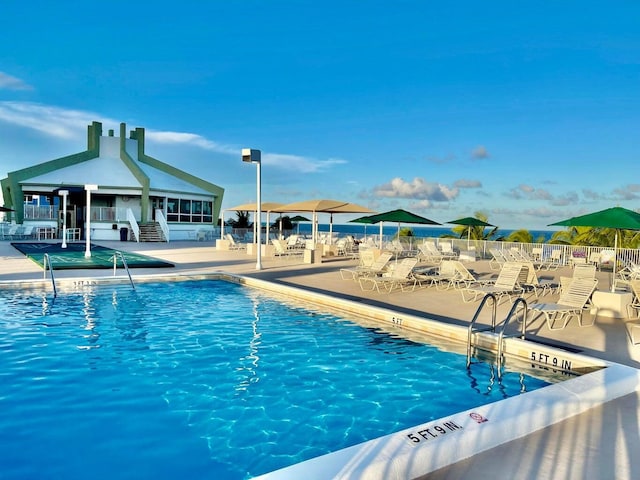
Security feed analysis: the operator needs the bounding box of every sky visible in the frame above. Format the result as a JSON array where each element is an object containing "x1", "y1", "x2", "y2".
[{"x1": 1, "y1": 1, "x2": 639, "y2": 230}]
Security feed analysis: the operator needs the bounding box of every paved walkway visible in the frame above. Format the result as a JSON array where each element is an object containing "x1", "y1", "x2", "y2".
[{"x1": 2, "y1": 239, "x2": 640, "y2": 479}]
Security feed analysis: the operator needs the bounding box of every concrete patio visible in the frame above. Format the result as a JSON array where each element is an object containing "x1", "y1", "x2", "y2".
[{"x1": 2, "y1": 239, "x2": 640, "y2": 479}]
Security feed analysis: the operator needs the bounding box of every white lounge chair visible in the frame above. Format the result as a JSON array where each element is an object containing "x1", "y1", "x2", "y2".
[
  {"x1": 226, "y1": 233, "x2": 245, "y2": 250},
  {"x1": 460, "y1": 262, "x2": 525, "y2": 304},
  {"x1": 359, "y1": 257, "x2": 419, "y2": 293},
  {"x1": 340, "y1": 251, "x2": 393, "y2": 281},
  {"x1": 528, "y1": 277, "x2": 599, "y2": 330}
]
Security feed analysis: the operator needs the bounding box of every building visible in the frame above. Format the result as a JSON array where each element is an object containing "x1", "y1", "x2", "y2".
[{"x1": 1, "y1": 121, "x2": 224, "y2": 241}]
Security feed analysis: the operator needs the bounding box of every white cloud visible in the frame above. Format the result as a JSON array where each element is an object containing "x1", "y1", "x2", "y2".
[
  {"x1": 372, "y1": 177, "x2": 459, "y2": 202},
  {"x1": 0, "y1": 72, "x2": 33, "y2": 91},
  {"x1": 0, "y1": 101, "x2": 346, "y2": 174},
  {"x1": 0, "y1": 101, "x2": 103, "y2": 140},
  {"x1": 471, "y1": 145, "x2": 490, "y2": 159}
]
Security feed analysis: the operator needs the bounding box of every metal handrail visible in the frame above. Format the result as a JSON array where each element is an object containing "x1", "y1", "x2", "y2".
[
  {"x1": 113, "y1": 251, "x2": 135, "y2": 290},
  {"x1": 42, "y1": 253, "x2": 57, "y2": 298},
  {"x1": 466, "y1": 293, "x2": 498, "y2": 367},
  {"x1": 496, "y1": 297, "x2": 529, "y2": 377}
]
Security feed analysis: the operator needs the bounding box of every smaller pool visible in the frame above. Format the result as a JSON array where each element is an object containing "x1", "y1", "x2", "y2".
[{"x1": 0, "y1": 280, "x2": 571, "y2": 479}]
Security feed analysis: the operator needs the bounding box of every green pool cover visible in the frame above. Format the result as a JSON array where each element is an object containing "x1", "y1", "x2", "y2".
[{"x1": 11, "y1": 242, "x2": 174, "y2": 269}]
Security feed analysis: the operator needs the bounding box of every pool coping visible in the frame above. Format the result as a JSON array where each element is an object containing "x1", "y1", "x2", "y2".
[{"x1": 3, "y1": 271, "x2": 640, "y2": 479}]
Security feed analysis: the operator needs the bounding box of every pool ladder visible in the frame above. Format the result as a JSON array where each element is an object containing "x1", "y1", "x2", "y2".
[
  {"x1": 467, "y1": 294, "x2": 529, "y2": 377},
  {"x1": 113, "y1": 251, "x2": 136, "y2": 290},
  {"x1": 43, "y1": 253, "x2": 57, "y2": 298}
]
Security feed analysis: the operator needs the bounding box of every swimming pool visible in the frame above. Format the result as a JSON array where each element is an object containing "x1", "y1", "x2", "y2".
[{"x1": 0, "y1": 277, "x2": 636, "y2": 480}]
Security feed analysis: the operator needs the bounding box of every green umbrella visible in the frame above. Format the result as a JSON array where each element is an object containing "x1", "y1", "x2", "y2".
[
  {"x1": 349, "y1": 215, "x2": 377, "y2": 240},
  {"x1": 446, "y1": 217, "x2": 495, "y2": 249},
  {"x1": 289, "y1": 215, "x2": 311, "y2": 234},
  {"x1": 361, "y1": 209, "x2": 440, "y2": 248},
  {"x1": 549, "y1": 206, "x2": 640, "y2": 291}
]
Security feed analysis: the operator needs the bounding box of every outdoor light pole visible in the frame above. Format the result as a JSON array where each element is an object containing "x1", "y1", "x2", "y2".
[
  {"x1": 84, "y1": 184, "x2": 98, "y2": 258},
  {"x1": 59, "y1": 190, "x2": 69, "y2": 249},
  {"x1": 242, "y1": 149, "x2": 262, "y2": 270}
]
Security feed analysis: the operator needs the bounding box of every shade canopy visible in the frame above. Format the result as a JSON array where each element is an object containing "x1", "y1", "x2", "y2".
[
  {"x1": 0, "y1": 206, "x2": 15, "y2": 212},
  {"x1": 274, "y1": 199, "x2": 374, "y2": 243},
  {"x1": 289, "y1": 215, "x2": 311, "y2": 222},
  {"x1": 549, "y1": 206, "x2": 640, "y2": 292},
  {"x1": 364, "y1": 209, "x2": 440, "y2": 226},
  {"x1": 358, "y1": 209, "x2": 440, "y2": 248},
  {"x1": 226, "y1": 202, "x2": 285, "y2": 212},
  {"x1": 548, "y1": 207, "x2": 640, "y2": 230},
  {"x1": 446, "y1": 217, "x2": 494, "y2": 227},
  {"x1": 446, "y1": 217, "x2": 495, "y2": 249},
  {"x1": 273, "y1": 199, "x2": 372, "y2": 214}
]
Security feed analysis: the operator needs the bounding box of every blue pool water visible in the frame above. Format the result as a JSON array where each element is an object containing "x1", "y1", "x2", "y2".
[{"x1": 0, "y1": 280, "x2": 555, "y2": 479}]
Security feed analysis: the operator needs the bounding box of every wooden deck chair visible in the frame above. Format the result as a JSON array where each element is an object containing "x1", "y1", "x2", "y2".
[
  {"x1": 528, "y1": 277, "x2": 599, "y2": 330},
  {"x1": 460, "y1": 262, "x2": 524, "y2": 305},
  {"x1": 340, "y1": 251, "x2": 392, "y2": 281},
  {"x1": 359, "y1": 257, "x2": 419, "y2": 293}
]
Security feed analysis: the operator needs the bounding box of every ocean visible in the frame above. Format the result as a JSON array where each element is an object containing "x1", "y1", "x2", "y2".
[{"x1": 293, "y1": 223, "x2": 555, "y2": 242}]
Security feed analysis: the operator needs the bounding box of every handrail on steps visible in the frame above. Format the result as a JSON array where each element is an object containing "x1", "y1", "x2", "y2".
[
  {"x1": 466, "y1": 293, "x2": 498, "y2": 367},
  {"x1": 496, "y1": 297, "x2": 529, "y2": 378},
  {"x1": 112, "y1": 251, "x2": 135, "y2": 290},
  {"x1": 42, "y1": 253, "x2": 57, "y2": 298}
]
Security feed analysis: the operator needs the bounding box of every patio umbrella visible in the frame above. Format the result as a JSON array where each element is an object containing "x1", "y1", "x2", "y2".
[
  {"x1": 289, "y1": 215, "x2": 311, "y2": 235},
  {"x1": 0, "y1": 206, "x2": 14, "y2": 212},
  {"x1": 274, "y1": 199, "x2": 373, "y2": 244},
  {"x1": 446, "y1": 217, "x2": 495, "y2": 249},
  {"x1": 549, "y1": 206, "x2": 640, "y2": 292},
  {"x1": 349, "y1": 215, "x2": 377, "y2": 241},
  {"x1": 223, "y1": 202, "x2": 285, "y2": 241},
  {"x1": 362, "y1": 209, "x2": 441, "y2": 248}
]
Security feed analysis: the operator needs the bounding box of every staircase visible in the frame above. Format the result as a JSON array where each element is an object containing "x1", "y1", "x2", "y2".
[{"x1": 137, "y1": 222, "x2": 167, "y2": 242}]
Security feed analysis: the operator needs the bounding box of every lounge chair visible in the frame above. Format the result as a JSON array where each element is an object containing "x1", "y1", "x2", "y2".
[
  {"x1": 528, "y1": 277, "x2": 599, "y2": 330},
  {"x1": 516, "y1": 261, "x2": 557, "y2": 298},
  {"x1": 359, "y1": 257, "x2": 419, "y2": 293},
  {"x1": 460, "y1": 262, "x2": 525, "y2": 304},
  {"x1": 627, "y1": 280, "x2": 640, "y2": 319},
  {"x1": 417, "y1": 241, "x2": 451, "y2": 264},
  {"x1": 488, "y1": 248, "x2": 508, "y2": 271},
  {"x1": 226, "y1": 233, "x2": 245, "y2": 251},
  {"x1": 416, "y1": 260, "x2": 482, "y2": 290},
  {"x1": 414, "y1": 260, "x2": 459, "y2": 290},
  {"x1": 538, "y1": 249, "x2": 564, "y2": 270},
  {"x1": 272, "y1": 239, "x2": 304, "y2": 259},
  {"x1": 340, "y1": 251, "x2": 392, "y2": 281}
]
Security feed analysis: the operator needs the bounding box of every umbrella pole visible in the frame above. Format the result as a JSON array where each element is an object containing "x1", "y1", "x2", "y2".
[
  {"x1": 611, "y1": 231, "x2": 618, "y2": 292},
  {"x1": 379, "y1": 222, "x2": 383, "y2": 249},
  {"x1": 329, "y1": 213, "x2": 333, "y2": 245}
]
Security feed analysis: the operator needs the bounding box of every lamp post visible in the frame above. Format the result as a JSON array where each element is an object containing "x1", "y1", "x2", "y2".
[
  {"x1": 242, "y1": 148, "x2": 262, "y2": 270},
  {"x1": 59, "y1": 190, "x2": 69, "y2": 249},
  {"x1": 84, "y1": 184, "x2": 98, "y2": 258}
]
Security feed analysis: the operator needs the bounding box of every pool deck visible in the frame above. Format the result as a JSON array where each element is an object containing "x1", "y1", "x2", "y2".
[{"x1": 2, "y1": 239, "x2": 640, "y2": 479}]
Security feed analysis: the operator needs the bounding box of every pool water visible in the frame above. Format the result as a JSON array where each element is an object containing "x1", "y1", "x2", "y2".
[{"x1": 0, "y1": 280, "x2": 556, "y2": 479}]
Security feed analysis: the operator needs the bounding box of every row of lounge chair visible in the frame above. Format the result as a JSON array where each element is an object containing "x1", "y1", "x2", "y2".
[{"x1": 338, "y1": 251, "x2": 606, "y2": 332}]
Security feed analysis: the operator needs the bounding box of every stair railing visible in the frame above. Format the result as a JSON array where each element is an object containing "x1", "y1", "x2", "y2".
[
  {"x1": 112, "y1": 251, "x2": 135, "y2": 290},
  {"x1": 42, "y1": 253, "x2": 58, "y2": 298},
  {"x1": 155, "y1": 209, "x2": 170, "y2": 242},
  {"x1": 126, "y1": 208, "x2": 140, "y2": 242}
]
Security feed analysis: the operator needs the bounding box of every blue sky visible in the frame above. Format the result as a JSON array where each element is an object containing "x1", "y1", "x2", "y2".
[{"x1": 1, "y1": 1, "x2": 639, "y2": 230}]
